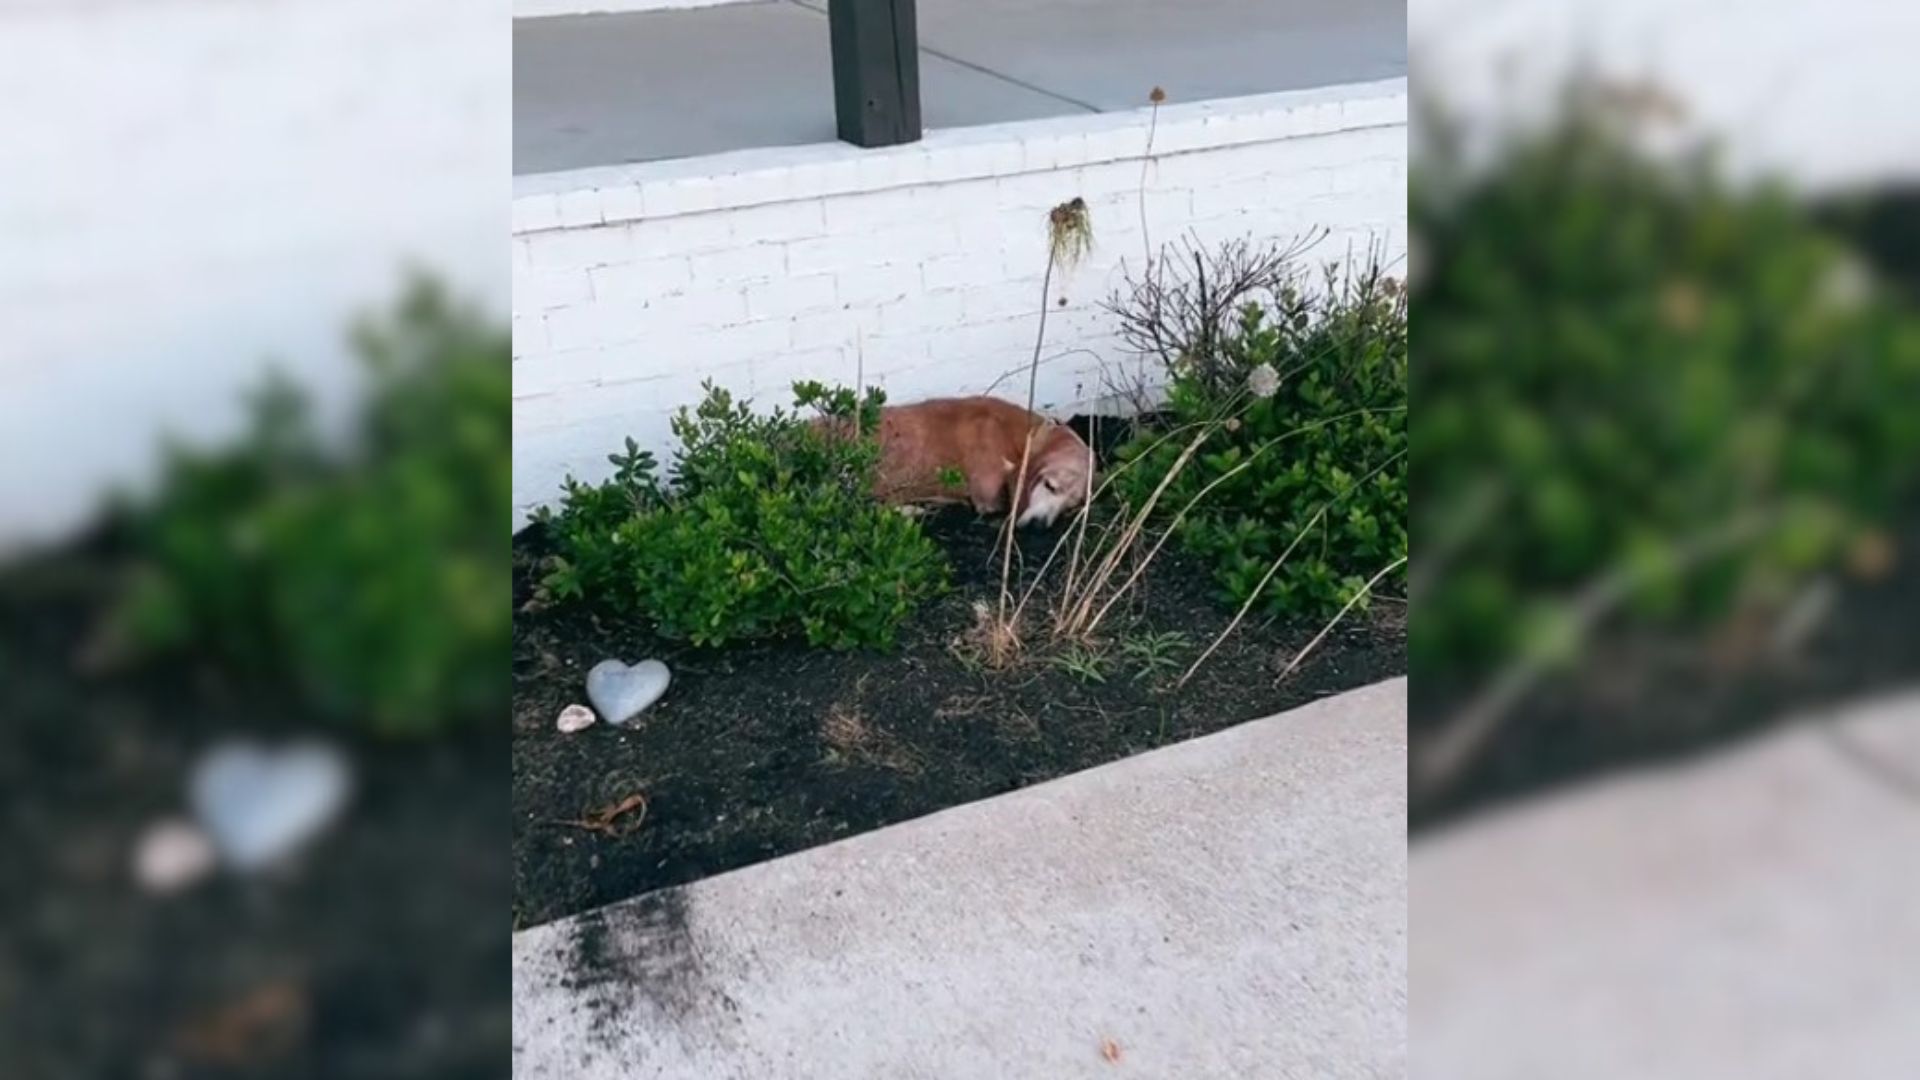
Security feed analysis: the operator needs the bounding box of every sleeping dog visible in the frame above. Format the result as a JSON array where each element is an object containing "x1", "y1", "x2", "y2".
[{"x1": 822, "y1": 396, "x2": 1094, "y2": 526}]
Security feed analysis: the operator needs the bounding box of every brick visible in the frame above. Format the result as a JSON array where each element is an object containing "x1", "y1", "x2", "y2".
[
  {"x1": 876, "y1": 289, "x2": 966, "y2": 334},
  {"x1": 823, "y1": 185, "x2": 919, "y2": 231},
  {"x1": 514, "y1": 268, "x2": 593, "y2": 313},
  {"x1": 589, "y1": 256, "x2": 693, "y2": 301},
  {"x1": 708, "y1": 167, "x2": 796, "y2": 212},
  {"x1": 745, "y1": 274, "x2": 837, "y2": 320},
  {"x1": 1190, "y1": 175, "x2": 1278, "y2": 220},
  {"x1": 676, "y1": 318, "x2": 791, "y2": 369},
  {"x1": 786, "y1": 235, "x2": 892, "y2": 275},
  {"x1": 921, "y1": 251, "x2": 1003, "y2": 292},
  {"x1": 525, "y1": 225, "x2": 630, "y2": 271},
  {"x1": 636, "y1": 289, "x2": 749, "y2": 333},
  {"x1": 926, "y1": 317, "x2": 1033, "y2": 368},
  {"x1": 544, "y1": 304, "x2": 648, "y2": 352},
  {"x1": 1081, "y1": 125, "x2": 1147, "y2": 167},
  {"x1": 752, "y1": 346, "x2": 853, "y2": 398},
  {"x1": 632, "y1": 212, "x2": 734, "y2": 255},
  {"x1": 788, "y1": 309, "x2": 863, "y2": 352},
  {"x1": 644, "y1": 175, "x2": 722, "y2": 217},
  {"x1": 513, "y1": 347, "x2": 618, "y2": 398},
  {"x1": 835, "y1": 264, "x2": 914, "y2": 307},
  {"x1": 850, "y1": 152, "x2": 903, "y2": 195},
  {"x1": 690, "y1": 243, "x2": 786, "y2": 285},
  {"x1": 866, "y1": 219, "x2": 964, "y2": 258},
  {"x1": 511, "y1": 314, "x2": 546, "y2": 358},
  {"x1": 556, "y1": 188, "x2": 604, "y2": 228},
  {"x1": 599, "y1": 182, "x2": 646, "y2": 223},
  {"x1": 512, "y1": 194, "x2": 560, "y2": 233},
  {"x1": 724, "y1": 199, "x2": 827, "y2": 244},
  {"x1": 960, "y1": 281, "x2": 1043, "y2": 323}
]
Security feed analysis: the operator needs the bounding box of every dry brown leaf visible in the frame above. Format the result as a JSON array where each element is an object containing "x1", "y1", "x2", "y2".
[{"x1": 1101, "y1": 1037, "x2": 1123, "y2": 1064}]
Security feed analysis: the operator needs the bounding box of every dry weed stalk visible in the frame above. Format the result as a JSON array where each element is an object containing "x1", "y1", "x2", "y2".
[
  {"x1": 1051, "y1": 424, "x2": 1213, "y2": 638},
  {"x1": 1177, "y1": 440, "x2": 1406, "y2": 687},
  {"x1": 964, "y1": 599, "x2": 1025, "y2": 670},
  {"x1": 993, "y1": 198, "x2": 1094, "y2": 650},
  {"x1": 1414, "y1": 510, "x2": 1778, "y2": 799},
  {"x1": 1177, "y1": 506, "x2": 1326, "y2": 688},
  {"x1": 1273, "y1": 554, "x2": 1408, "y2": 684}
]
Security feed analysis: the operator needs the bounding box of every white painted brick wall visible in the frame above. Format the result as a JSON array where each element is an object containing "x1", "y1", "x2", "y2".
[{"x1": 513, "y1": 78, "x2": 1408, "y2": 524}]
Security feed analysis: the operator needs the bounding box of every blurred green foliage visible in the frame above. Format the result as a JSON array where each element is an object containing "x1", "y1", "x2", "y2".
[
  {"x1": 1412, "y1": 93, "x2": 1920, "y2": 682},
  {"x1": 535, "y1": 382, "x2": 948, "y2": 650},
  {"x1": 113, "y1": 280, "x2": 509, "y2": 737},
  {"x1": 1112, "y1": 260, "x2": 1409, "y2": 618}
]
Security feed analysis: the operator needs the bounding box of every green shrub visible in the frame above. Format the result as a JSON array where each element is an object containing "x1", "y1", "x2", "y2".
[
  {"x1": 112, "y1": 280, "x2": 510, "y2": 737},
  {"x1": 535, "y1": 382, "x2": 948, "y2": 649},
  {"x1": 1412, "y1": 94, "x2": 1920, "y2": 682},
  {"x1": 1111, "y1": 257, "x2": 1409, "y2": 618}
]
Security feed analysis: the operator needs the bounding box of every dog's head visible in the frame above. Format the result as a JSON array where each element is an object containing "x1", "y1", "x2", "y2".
[{"x1": 1014, "y1": 424, "x2": 1095, "y2": 527}]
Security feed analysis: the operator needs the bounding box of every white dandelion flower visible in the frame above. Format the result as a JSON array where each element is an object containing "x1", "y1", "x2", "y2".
[
  {"x1": 1247, "y1": 362, "x2": 1280, "y2": 399},
  {"x1": 1817, "y1": 256, "x2": 1872, "y2": 314}
]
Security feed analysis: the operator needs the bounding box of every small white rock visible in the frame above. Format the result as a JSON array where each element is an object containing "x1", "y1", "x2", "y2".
[
  {"x1": 133, "y1": 819, "x2": 217, "y2": 895},
  {"x1": 556, "y1": 703, "x2": 597, "y2": 734}
]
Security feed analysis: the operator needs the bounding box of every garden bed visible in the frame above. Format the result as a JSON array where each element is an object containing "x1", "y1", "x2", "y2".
[
  {"x1": 0, "y1": 531, "x2": 508, "y2": 1079},
  {"x1": 1410, "y1": 189, "x2": 1920, "y2": 832},
  {"x1": 510, "y1": 427, "x2": 1408, "y2": 928},
  {"x1": 1410, "y1": 489, "x2": 1920, "y2": 833}
]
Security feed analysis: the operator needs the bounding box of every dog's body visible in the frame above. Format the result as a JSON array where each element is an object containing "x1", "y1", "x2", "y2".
[{"x1": 846, "y1": 396, "x2": 1094, "y2": 526}]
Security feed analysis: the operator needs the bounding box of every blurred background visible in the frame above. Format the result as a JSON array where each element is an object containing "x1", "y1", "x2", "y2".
[
  {"x1": 1410, "y1": 0, "x2": 1920, "y2": 1076},
  {"x1": 0, "y1": 2, "x2": 509, "y2": 1077}
]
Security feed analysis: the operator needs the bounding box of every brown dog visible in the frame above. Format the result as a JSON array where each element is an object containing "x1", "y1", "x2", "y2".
[{"x1": 824, "y1": 396, "x2": 1093, "y2": 526}]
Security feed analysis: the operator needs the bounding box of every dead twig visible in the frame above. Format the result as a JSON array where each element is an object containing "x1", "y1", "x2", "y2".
[
  {"x1": 1413, "y1": 510, "x2": 1778, "y2": 799},
  {"x1": 1275, "y1": 555, "x2": 1407, "y2": 685},
  {"x1": 550, "y1": 792, "x2": 650, "y2": 838}
]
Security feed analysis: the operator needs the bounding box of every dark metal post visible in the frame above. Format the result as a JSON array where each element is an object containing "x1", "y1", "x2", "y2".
[{"x1": 828, "y1": 0, "x2": 922, "y2": 148}]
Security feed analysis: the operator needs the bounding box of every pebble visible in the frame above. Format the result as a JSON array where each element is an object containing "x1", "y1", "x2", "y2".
[
  {"x1": 133, "y1": 818, "x2": 217, "y2": 894},
  {"x1": 556, "y1": 703, "x2": 597, "y2": 734},
  {"x1": 585, "y1": 658, "x2": 672, "y2": 726}
]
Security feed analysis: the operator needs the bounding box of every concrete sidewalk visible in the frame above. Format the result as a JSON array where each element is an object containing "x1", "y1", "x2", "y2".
[
  {"x1": 515, "y1": 0, "x2": 1408, "y2": 173},
  {"x1": 1414, "y1": 687, "x2": 1920, "y2": 1080},
  {"x1": 512, "y1": 677, "x2": 1407, "y2": 1078}
]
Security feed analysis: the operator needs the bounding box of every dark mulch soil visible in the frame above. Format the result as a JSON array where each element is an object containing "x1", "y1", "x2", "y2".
[
  {"x1": 1411, "y1": 501, "x2": 1920, "y2": 832},
  {"x1": 0, "y1": 534, "x2": 508, "y2": 1080},
  {"x1": 511, "y1": 486, "x2": 1408, "y2": 928}
]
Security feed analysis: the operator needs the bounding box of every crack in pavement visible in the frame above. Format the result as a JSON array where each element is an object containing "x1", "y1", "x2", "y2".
[{"x1": 785, "y1": 0, "x2": 1102, "y2": 114}]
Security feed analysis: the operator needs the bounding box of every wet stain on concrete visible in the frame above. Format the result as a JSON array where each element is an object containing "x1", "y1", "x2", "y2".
[{"x1": 564, "y1": 887, "x2": 732, "y2": 1047}]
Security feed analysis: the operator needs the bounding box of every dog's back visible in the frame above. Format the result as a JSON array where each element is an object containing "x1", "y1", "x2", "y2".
[
  {"x1": 872, "y1": 397, "x2": 1039, "y2": 507},
  {"x1": 812, "y1": 395, "x2": 1091, "y2": 522}
]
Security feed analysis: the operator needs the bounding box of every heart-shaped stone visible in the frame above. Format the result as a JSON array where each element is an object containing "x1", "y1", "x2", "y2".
[
  {"x1": 189, "y1": 740, "x2": 351, "y2": 871},
  {"x1": 586, "y1": 658, "x2": 671, "y2": 726}
]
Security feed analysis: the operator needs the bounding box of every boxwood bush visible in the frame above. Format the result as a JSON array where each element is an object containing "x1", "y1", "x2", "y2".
[
  {"x1": 111, "y1": 281, "x2": 510, "y2": 737},
  {"x1": 1413, "y1": 94, "x2": 1920, "y2": 683},
  {"x1": 534, "y1": 381, "x2": 948, "y2": 649},
  {"x1": 1111, "y1": 257, "x2": 1409, "y2": 618}
]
